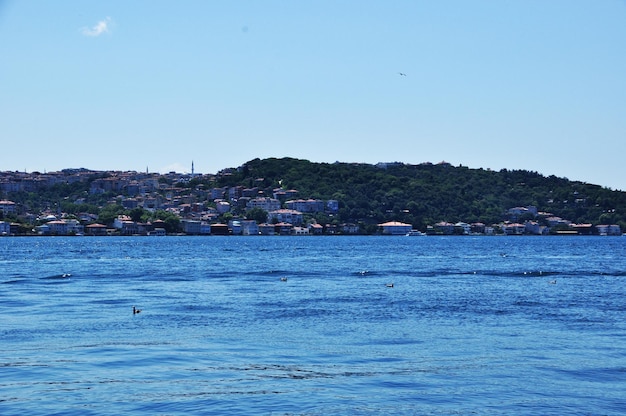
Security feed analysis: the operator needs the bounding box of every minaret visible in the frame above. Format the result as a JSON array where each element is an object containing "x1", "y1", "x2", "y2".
[{"x1": 191, "y1": 161, "x2": 195, "y2": 177}]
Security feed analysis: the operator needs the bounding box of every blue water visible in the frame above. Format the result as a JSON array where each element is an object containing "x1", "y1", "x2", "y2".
[{"x1": 1, "y1": 236, "x2": 626, "y2": 415}]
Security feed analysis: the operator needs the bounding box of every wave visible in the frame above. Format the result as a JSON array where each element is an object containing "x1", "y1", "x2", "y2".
[
  {"x1": 352, "y1": 269, "x2": 626, "y2": 279},
  {"x1": 39, "y1": 273, "x2": 72, "y2": 280},
  {"x1": 2, "y1": 279, "x2": 25, "y2": 284}
]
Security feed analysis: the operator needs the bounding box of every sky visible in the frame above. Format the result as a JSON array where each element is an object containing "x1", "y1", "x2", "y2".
[{"x1": 1, "y1": 1, "x2": 625, "y2": 189}]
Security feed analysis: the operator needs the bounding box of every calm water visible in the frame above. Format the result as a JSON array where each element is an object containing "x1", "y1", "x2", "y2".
[{"x1": 1, "y1": 236, "x2": 626, "y2": 415}]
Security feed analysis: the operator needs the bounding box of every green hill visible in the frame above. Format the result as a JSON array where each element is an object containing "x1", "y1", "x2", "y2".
[{"x1": 216, "y1": 157, "x2": 626, "y2": 230}]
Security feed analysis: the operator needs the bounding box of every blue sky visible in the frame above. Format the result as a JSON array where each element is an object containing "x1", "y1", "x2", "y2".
[{"x1": 1, "y1": 1, "x2": 625, "y2": 189}]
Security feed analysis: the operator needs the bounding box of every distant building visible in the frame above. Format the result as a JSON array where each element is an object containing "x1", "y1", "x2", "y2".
[
  {"x1": 229, "y1": 220, "x2": 242, "y2": 235},
  {"x1": 596, "y1": 224, "x2": 621, "y2": 236},
  {"x1": 258, "y1": 223, "x2": 275, "y2": 236},
  {"x1": 454, "y1": 222, "x2": 471, "y2": 235},
  {"x1": 274, "y1": 222, "x2": 294, "y2": 235},
  {"x1": 571, "y1": 223, "x2": 593, "y2": 235},
  {"x1": 0, "y1": 200, "x2": 16, "y2": 216},
  {"x1": 85, "y1": 223, "x2": 107, "y2": 236},
  {"x1": 433, "y1": 221, "x2": 455, "y2": 235},
  {"x1": 246, "y1": 197, "x2": 281, "y2": 212},
  {"x1": 215, "y1": 201, "x2": 231, "y2": 214},
  {"x1": 39, "y1": 219, "x2": 84, "y2": 235},
  {"x1": 293, "y1": 226, "x2": 309, "y2": 235},
  {"x1": 241, "y1": 220, "x2": 259, "y2": 236},
  {"x1": 268, "y1": 209, "x2": 303, "y2": 225},
  {"x1": 181, "y1": 219, "x2": 202, "y2": 235},
  {"x1": 210, "y1": 223, "x2": 229, "y2": 235},
  {"x1": 308, "y1": 223, "x2": 324, "y2": 235},
  {"x1": 285, "y1": 199, "x2": 325, "y2": 213},
  {"x1": 379, "y1": 221, "x2": 412, "y2": 235},
  {"x1": 341, "y1": 223, "x2": 360, "y2": 234},
  {"x1": 502, "y1": 223, "x2": 525, "y2": 235},
  {"x1": 524, "y1": 221, "x2": 547, "y2": 235}
]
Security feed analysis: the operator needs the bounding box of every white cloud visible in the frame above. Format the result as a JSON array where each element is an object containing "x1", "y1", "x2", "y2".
[{"x1": 81, "y1": 17, "x2": 112, "y2": 37}]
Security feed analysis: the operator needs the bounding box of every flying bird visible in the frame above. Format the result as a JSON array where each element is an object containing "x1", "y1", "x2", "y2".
[{"x1": 398, "y1": 72, "x2": 406, "y2": 76}]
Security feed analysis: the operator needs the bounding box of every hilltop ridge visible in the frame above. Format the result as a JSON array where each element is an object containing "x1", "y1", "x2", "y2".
[{"x1": 218, "y1": 158, "x2": 626, "y2": 230}]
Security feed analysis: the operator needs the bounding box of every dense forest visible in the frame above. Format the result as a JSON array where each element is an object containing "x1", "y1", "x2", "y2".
[{"x1": 215, "y1": 158, "x2": 626, "y2": 230}]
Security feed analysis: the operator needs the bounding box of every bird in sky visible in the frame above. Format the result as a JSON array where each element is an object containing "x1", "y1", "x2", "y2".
[{"x1": 398, "y1": 72, "x2": 406, "y2": 76}]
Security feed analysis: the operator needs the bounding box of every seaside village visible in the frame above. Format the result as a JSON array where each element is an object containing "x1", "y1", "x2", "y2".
[{"x1": 0, "y1": 168, "x2": 622, "y2": 237}]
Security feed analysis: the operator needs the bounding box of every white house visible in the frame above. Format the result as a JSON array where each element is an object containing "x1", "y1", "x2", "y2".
[
  {"x1": 246, "y1": 197, "x2": 281, "y2": 212},
  {"x1": 293, "y1": 226, "x2": 310, "y2": 235},
  {"x1": 285, "y1": 199, "x2": 325, "y2": 213},
  {"x1": 43, "y1": 219, "x2": 84, "y2": 235},
  {"x1": 216, "y1": 201, "x2": 231, "y2": 214},
  {"x1": 268, "y1": 209, "x2": 303, "y2": 225},
  {"x1": 502, "y1": 223, "x2": 525, "y2": 235}
]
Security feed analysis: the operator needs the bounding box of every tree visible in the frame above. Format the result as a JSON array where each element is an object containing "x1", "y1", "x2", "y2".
[
  {"x1": 246, "y1": 207, "x2": 268, "y2": 224},
  {"x1": 129, "y1": 207, "x2": 147, "y2": 222},
  {"x1": 98, "y1": 204, "x2": 126, "y2": 226},
  {"x1": 153, "y1": 210, "x2": 181, "y2": 233}
]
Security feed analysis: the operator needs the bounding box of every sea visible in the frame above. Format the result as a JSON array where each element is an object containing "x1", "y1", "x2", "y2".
[{"x1": 1, "y1": 235, "x2": 626, "y2": 415}]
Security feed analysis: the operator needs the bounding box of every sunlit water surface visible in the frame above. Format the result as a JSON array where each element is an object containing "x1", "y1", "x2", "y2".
[{"x1": 1, "y1": 236, "x2": 626, "y2": 415}]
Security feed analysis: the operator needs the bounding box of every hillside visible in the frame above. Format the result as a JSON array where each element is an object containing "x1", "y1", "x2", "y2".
[
  {"x1": 215, "y1": 158, "x2": 626, "y2": 230},
  {"x1": 3, "y1": 158, "x2": 626, "y2": 234}
]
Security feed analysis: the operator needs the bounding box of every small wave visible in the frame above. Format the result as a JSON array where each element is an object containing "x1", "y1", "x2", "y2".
[
  {"x1": 237, "y1": 269, "x2": 325, "y2": 279},
  {"x1": 352, "y1": 270, "x2": 380, "y2": 277},
  {"x1": 2, "y1": 279, "x2": 25, "y2": 284},
  {"x1": 513, "y1": 300, "x2": 544, "y2": 307},
  {"x1": 39, "y1": 273, "x2": 72, "y2": 281}
]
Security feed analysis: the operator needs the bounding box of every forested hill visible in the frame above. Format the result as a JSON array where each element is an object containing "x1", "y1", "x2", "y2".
[{"x1": 217, "y1": 158, "x2": 626, "y2": 229}]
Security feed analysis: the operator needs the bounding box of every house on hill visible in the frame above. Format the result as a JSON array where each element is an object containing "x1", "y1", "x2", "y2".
[{"x1": 0, "y1": 200, "x2": 16, "y2": 216}]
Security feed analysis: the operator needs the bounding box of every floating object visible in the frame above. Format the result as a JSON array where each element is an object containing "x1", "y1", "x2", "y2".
[
  {"x1": 385, "y1": 283, "x2": 394, "y2": 288},
  {"x1": 133, "y1": 306, "x2": 142, "y2": 314},
  {"x1": 549, "y1": 280, "x2": 557, "y2": 284},
  {"x1": 280, "y1": 277, "x2": 288, "y2": 282}
]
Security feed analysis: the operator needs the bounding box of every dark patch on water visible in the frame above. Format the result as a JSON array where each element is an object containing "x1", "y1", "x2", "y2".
[{"x1": 39, "y1": 273, "x2": 72, "y2": 281}]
